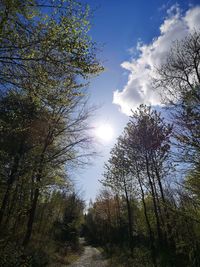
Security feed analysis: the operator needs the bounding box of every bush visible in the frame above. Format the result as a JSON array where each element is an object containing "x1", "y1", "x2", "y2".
[{"x1": 0, "y1": 241, "x2": 31, "y2": 267}]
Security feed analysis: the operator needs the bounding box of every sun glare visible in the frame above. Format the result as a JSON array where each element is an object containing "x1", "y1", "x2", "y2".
[{"x1": 95, "y1": 123, "x2": 114, "y2": 142}]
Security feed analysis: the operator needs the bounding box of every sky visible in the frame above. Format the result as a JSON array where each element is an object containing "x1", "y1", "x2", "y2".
[{"x1": 72, "y1": 0, "x2": 200, "y2": 204}]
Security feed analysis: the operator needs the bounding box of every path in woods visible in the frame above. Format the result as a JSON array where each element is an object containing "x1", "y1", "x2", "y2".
[{"x1": 68, "y1": 239, "x2": 108, "y2": 267}]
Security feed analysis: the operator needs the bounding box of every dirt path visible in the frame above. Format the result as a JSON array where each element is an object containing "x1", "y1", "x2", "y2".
[{"x1": 68, "y1": 243, "x2": 108, "y2": 267}]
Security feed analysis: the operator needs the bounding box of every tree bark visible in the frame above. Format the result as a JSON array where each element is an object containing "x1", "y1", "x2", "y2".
[
  {"x1": 0, "y1": 140, "x2": 24, "y2": 227},
  {"x1": 124, "y1": 179, "x2": 134, "y2": 253},
  {"x1": 0, "y1": 157, "x2": 19, "y2": 226},
  {"x1": 23, "y1": 187, "x2": 39, "y2": 247},
  {"x1": 145, "y1": 155, "x2": 163, "y2": 246},
  {"x1": 136, "y1": 166, "x2": 157, "y2": 267}
]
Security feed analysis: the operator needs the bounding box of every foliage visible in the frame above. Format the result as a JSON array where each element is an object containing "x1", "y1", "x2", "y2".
[
  {"x1": 85, "y1": 94, "x2": 200, "y2": 266},
  {"x1": 0, "y1": 0, "x2": 102, "y2": 265}
]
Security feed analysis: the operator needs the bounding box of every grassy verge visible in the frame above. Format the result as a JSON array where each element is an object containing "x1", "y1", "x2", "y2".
[
  {"x1": 47, "y1": 242, "x2": 84, "y2": 266},
  {"x1": 0, "y1": 237, "x2": 86, "y2": 267},
  {"x1": 101, "y1": 246, "x2": 153, "y2": 267}
]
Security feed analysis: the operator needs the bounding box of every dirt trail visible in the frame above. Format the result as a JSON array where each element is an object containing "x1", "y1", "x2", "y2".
[{"x1": 68, "y1": 240, "x2": 108, "y2": 267}]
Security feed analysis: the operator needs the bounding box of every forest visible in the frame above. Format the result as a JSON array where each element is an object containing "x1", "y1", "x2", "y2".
[
  {"x1": 0, "y1": 0, "x2": 102, "y2": 266},
  {"x1": 85, "y1": 33, "x2": 200, "y2": 266},
  {"x1": 0, "y1": 0, "x2": 200, "y2": 266}
]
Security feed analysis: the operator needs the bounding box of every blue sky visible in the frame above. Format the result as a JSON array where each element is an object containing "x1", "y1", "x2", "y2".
[{"x1": 73, "y1": 0, "x2": 200, "y2": 204}]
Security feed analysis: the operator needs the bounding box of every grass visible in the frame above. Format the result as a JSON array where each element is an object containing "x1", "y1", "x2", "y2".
[
  {"x1": 101, "y1": 245, "x2": 153, "y2": 267},
  {"x1": 48, "y1": 243, "x2": 84, "y2": 267}
]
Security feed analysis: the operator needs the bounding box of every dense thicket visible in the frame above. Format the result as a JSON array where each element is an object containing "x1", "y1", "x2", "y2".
[
  {"x1": 0, "y1": 0, "x2": 102, "y2": 266},
  {"x1": 84, "y1": 32, "x2": 200, "y2": 267}
]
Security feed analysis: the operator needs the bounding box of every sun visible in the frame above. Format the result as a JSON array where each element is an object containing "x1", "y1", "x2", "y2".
[{"x1": 94, "y1": 123, "x2": 114, "y2": 142}]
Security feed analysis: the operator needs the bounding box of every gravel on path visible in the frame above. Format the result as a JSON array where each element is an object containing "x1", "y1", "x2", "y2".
[{"x1": 68, "y1": 245, "x2": 108, "y2": 267}]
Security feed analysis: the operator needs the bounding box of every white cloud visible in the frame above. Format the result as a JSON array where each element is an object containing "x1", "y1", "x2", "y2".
[{"x1": 113, "y1": 5, "x2": 200, "y2": 115}]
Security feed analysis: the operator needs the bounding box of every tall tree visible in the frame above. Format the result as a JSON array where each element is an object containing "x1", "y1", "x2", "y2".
[
  {"x1": 102, "y1": 140, "x2": 135, "y2": 252},
  {"x1": 154, "y1": 31, "x2": 200, "y2": 167},
  {"x1": 0, "y1": 0, "x2": 103, "y2": 258}
]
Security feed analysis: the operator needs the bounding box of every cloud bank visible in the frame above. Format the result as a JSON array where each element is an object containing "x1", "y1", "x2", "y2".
[{"x1": 113, "y1": 5, "x2": 200, "y2": 115}]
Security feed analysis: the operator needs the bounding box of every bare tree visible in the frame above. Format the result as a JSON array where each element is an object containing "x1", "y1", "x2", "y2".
[{"x1": 154, "y1": 31, "x2": 200, "y2": 167}]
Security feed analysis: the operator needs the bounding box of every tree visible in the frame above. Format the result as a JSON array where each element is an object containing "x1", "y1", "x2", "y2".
[
  {"x1": 58, "y1": 193, "x2": 85, "y2": 249},
  {"x1": 0, "y1": 0, "x2": 103, "y2": 262},
  {"x1": 153, "y1": 32, "x2": 200, "y2": 265},
  {"x1": 100, "y1": 105, "x2": 175, "y2": 266},
  {"x1": 102, "y1": 139, "x2": 135, "y2": 252},
  {"x1": 154, "y1": 31, "x2": 200, "y2": 167}
]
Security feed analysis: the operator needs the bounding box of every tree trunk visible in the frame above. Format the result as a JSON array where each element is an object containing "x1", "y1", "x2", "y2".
[
  {"x1": 0, "y1": 162, "x2": 18, "y2": 226},
  {"x1": 4, "y1": 184, "x2": 19, "y2": 229},
  {"x1": 0, "y1": 140, "x2": 24, "y2": 227},
  {"x1": 152, "y1": 156, "x2": 176, "y2": 252},
  {"x1": 23, "y1": 146, "x2": 47, "y2": 246},
  {"x1": 124, "y1": 180, "x2": 134, "y2": 253},
  {"x1": 137, "y1": 169, "x2": 157, "y2": 267},
  {"x1": 23, "y1": 187, "x2": 39, "y2": 247},
  {"x1": 145, "y1": 155, "x2": 163, "y2": 246}
]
